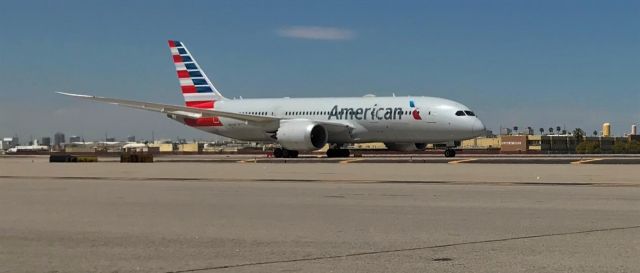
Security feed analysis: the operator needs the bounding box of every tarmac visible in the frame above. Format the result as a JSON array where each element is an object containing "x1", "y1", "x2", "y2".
[{"x1": 1, "y1": 155, "x2": 639, "y2": 272}]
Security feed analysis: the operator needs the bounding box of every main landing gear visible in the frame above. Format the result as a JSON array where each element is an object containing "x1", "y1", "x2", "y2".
[
  {"x1": 444, "y1": 148, "x2": 456, "y2": 158},
  {"x1": 326, "y1": 148, "x2": 350, "y2": 158},
  {"x1": 273, "y1": 148, "x2": 299, "y2": 158}
]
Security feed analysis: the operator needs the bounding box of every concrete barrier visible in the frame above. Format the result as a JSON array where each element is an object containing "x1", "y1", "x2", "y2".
[
  {"x1": 120, "y1": 153, "x2": 153, "y2": 163},
  {"x1": 49, "y1": 154, "x2": 97, "y2": 163}
]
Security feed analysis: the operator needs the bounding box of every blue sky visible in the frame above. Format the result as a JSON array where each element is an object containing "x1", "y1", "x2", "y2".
[{"x1": 0, "y1": 0, "x2": 638, "y2": 141}]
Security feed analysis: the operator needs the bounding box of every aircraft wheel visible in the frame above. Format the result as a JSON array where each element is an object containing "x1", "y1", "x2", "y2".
[
  {"x1": 326, "y1": 149, "x2": 334, "y2": 158},
  {"x1": 274, "y1": 148, "x2": 283, "y2": 158},
  {"x1": 444, "y1": 149, "x2": 456, "y2": 157},
  {"x1": 327, "y1": 149, "x2": 350, "y2": 158},
  {"x1": 289, "y1": 150, "x2": 299, "y2": 158}
]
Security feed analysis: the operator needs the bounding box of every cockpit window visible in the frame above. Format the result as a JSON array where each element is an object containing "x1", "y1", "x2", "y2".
[
  {"x1": 455, "y1": 110, "x2": 466, "y2": 116},
  {"x1": 464, "y1": 111, "x2": 475, "y2": 116}
]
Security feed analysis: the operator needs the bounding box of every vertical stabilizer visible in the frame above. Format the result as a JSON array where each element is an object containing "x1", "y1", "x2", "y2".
[{"x1": 168, "y1": 40, "x2": 225, "y2": 109}]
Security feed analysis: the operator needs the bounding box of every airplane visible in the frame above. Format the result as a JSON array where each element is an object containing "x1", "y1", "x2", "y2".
[{"x1": 59, "y1": 40, "x2": 485, "y2": 158}]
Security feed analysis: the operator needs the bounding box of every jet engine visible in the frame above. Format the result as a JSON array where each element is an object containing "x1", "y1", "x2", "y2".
[
  {"x1": 384, "y1": 142, "x2": 427, "y2": 152},
  {"x1": 276, "y1": 120, "x2": 328, "y2": 151}
]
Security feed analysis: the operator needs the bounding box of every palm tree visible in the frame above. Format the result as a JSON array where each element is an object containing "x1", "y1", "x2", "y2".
[
  {"x1": 527, "y1": 127, "x2": 533, "y2": 135},
  {"x1": 539, "y1": 128, "x2": 544, "y2": 135},
  {"x1": 556, "y1": 126, "x2": 562, "y2": 134},
  {"x1": 513, "y1": 126, "x2": 519, "y2": 134},
  {"x1": 549, "y1": 127, "x2": 554, "y2": 134},
  {"x1": 573, "y1": 128, "x2": 584, "y2": 137},
  {"x1": 593, "y1": 130, "x2": 598, "y2": 136}
]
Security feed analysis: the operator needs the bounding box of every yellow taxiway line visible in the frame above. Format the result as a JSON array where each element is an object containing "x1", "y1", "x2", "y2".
[
  {"x1": 339, "y1": 158, "x2": 366, "y2": 164},
  {"x1": 237, "y1": 158, "x2": 258, "y2": 163},
  {"x1": 571, "y1": 158, "x2": 603, "y2": 164},
  {"x1": 448, "y1": 158, "x2": 478, "y2": 164}
]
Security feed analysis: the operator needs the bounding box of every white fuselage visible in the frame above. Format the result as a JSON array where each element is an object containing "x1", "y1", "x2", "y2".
[{"x1": 171, "y1": 96, "x2": 485, "y2": 144}]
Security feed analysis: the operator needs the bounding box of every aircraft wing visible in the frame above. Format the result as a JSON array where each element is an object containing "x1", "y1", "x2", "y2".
[
  {"x1": 57, "y1": 92, "x2": 355, "y2": 132},
  {"x1": 57, "y1": 92, "x2": 277, "y2": 123}
]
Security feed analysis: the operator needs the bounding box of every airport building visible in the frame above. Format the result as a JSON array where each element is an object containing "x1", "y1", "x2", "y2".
[
  {"x1": 69, "y1": 136, "x2": 82, "y2": 143},
  {"x1": 460, "y1": 137, "x2": 501, "y2": 150},
  {"x1": 1, "y1": 137, "x2": 19, "y2": 151},
  {"x1": 499, "y1": 135, "x2": 578, "y2": 153},
  {"x1": 462, "y1": 134, "x2": 637, "y2": 154}
]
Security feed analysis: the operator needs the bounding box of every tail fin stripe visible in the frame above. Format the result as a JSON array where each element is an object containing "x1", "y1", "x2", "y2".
[
  {"x1": 183, "y1": 93, "x2": 216, "y2": 101},
  {"x1": 179, "y1": 79, "x2": 193, "y2": 86},
  {"x1": 185, "y1": 100, "x2": 214, "y2": 108},
  {"x1": 177, "y1": 70, "x2": 190, "y2": 78},
  {"x1": 174, "y1": 62, "x2": 199, "y2": 71},
  {"x1": 181, "y1": 86, "x2": 196, "y2": 93},
  {"x1": 189, "y1": 71, "x2": 203, "y2": 77},
  {"x1": 192, "y1": 79, "x2": 207, "y2": 85},
  {"x1": 196, "y1": 86, "x2": 213, "y2": 92}
]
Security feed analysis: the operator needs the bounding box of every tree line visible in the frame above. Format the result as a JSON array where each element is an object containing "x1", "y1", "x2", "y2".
[{"x1": 572, "y1": 128, "x2": 640, "y2": 154}]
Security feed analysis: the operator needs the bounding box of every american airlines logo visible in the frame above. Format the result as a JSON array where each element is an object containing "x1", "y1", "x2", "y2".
[{"x1": 327, "y1": 105, "x2": 422, "y2": 120}]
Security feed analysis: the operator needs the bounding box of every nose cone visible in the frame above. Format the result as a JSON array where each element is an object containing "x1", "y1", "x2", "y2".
[{"x1": 472, "y1": 119, "x2": 485, "y2": 136}]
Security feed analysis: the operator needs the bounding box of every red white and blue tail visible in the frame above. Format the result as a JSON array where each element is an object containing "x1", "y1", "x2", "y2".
[{"x1": 168, "y1": 40, "x2": 226, "y2": 108}]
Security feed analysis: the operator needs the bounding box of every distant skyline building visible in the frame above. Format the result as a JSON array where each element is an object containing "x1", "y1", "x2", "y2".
[
  {"x1": 127, "y1": 135, "x2": 136, "y2": 142},
  {"x1": 40, "y1": 137, "x2": 51, "y2": 146},
  {"x1": 602, "y1": 123, "x2": 611, "y2": 137},
  {"x1": 54, "y1": 132, "x2": 65, "y2": 146},
  {"x1": 69, "y1": 135, "x2": 81, "y2": 143},
  {"x1": 106, "y1": 137, "x2": 116, "y2": 142},
  {"x1": 632, "y1": 125, "x2": 637, "y2": 136}
]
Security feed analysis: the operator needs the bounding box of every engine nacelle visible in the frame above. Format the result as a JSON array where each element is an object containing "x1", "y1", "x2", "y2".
[
  {"x1": 276, "y1": 120, "x2": 328, "y2": 151},
  {"x1": 384, "y1": 142, "x2": 427, "y2": 152}
]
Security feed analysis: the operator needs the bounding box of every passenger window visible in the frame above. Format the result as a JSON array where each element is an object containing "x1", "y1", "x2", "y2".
[
  {"x1": 464, "y1": 111, "x2": 475, "y2": 116},
  {"x1": 455, "y1": 110, "x2": 466, "y2": 116}
]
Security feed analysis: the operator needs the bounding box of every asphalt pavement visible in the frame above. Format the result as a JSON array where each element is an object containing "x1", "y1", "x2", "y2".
[{"x1": 1, "y1": 157, "x2": 639, "y2": 273}]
